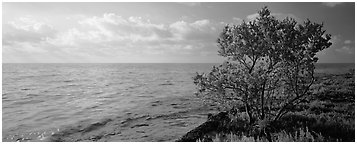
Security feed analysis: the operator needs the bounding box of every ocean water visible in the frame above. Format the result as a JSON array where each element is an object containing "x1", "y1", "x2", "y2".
[
  {"x1": 2, "y1": 63, "x2": 354, "y2": 141},
  {"x1": 315, "y1": 63, "x2": 355, "y2": 74}
]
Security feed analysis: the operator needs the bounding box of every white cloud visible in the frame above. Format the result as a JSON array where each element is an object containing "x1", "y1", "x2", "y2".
[
  {"x1": 59, "y1": 13, "x2": 175, "y2": 48},
  {"x1": 3, "y1": 16, "x2": 58, "y2": 56},
  {"x1": 344, "y1": 40, "x2": 352, "y2": 44},
  {"x1": 322, "y1": 2, "x2": 344, "y2": 7},
  {"x1": 62, "y1": 14, "x2": 217, "y2": 57},
  {"x1": 4, "y1": 16, "x2": 56, "y2": 44},
  {"x1": 191, "y1": 19, "x2": 210, "y2": 29},
  {"x1": 333, "y1": 38, "x2": 354, "y2": 54},
  {"x1": 232, "y1": 17, "x2": 243, "y2": 24},
  {"x1": 169, "y1": 19, "x2": 216, "y2": 41},
  {"x1": 8, "y1": 16, "x2": 53, "y2": 32},
  {"x1": 246, "y1": 13, "x2": 259, "y2": 21},
  {"x1": 335, "y1": 46, "x2": 354, "y2": 54},
  {"x1": 169, "y1": 21, "x2": 191, "y2": 39},
  {"x1": 4, "y1": 13, "x2": 222, "y2": 62},
  {"x1": 47, "y1": 28, "x2": 91, "y2": 47}
]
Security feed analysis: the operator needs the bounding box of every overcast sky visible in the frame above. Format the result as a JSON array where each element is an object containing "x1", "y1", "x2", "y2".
[{"x1": 2, "y1": 2, "x2": 355, "y2": 63}]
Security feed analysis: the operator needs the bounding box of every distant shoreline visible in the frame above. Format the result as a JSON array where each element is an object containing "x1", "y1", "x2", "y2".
[{"x1": 2, "y1": 62, "x2": 355, "y2": 64}]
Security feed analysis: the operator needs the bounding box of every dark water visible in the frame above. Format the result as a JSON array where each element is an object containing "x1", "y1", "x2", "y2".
[
  {"x1": 315, "y1": 63, "x2": 355, "y2": 74},
  {"x1": 2, "y1": 63, "x2": 354, "y2": 141}
]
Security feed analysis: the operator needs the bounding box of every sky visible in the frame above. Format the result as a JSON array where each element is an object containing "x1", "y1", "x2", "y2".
[{"x1": 2, "y1": 2, "x2": 355, "y2": 63}]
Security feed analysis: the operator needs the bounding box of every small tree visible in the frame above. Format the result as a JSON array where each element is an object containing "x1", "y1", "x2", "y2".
[{"x1": 193, "y1": 7, "x2": 332, "y2": 125}]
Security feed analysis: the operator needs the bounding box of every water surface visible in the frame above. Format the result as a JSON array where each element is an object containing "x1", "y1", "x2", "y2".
[{"x1": 2, "y1": 63, "x2": 354, "y2": 141}]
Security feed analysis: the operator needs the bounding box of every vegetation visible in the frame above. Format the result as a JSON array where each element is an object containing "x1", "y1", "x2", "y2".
[
  {"x1": 198, "y1": 128, "x2": 325, "y2": 142},
  {"x1": 189, "y1": 7, "x2": 354, "y2": 142},
  {"x1": 187, "y1": 72, "x2": 354, "y2": 142}
]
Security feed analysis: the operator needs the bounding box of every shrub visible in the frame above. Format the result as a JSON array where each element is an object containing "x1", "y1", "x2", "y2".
[{"x1": 193, "y1": 6, "x2": 332, "y2": 126}]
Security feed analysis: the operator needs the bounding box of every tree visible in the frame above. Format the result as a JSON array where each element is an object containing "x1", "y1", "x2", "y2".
[{"x1": 193, "y1": 7, "x2": 332, "y2": 125}]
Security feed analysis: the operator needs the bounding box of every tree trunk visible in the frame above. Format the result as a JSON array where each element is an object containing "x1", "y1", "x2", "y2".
[{"x1": 245, "y1": 100, "x2": 254, "y2": 124}]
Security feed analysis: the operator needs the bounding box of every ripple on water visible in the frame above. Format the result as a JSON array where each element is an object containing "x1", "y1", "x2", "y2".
[
  {"x1": 12, "y1": 99, "x2": 45, "y2": 105},
  {"x1": 2, "y1": 63, "x2": 216, "y2": 141},
  {"x1": 3, "y1": 128, "x2": 63, "y2": 142}
]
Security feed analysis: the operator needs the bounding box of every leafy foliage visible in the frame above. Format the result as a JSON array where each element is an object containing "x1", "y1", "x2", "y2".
[{"x1": 193, "y1": 6, "x2": 332, "y2": 124}]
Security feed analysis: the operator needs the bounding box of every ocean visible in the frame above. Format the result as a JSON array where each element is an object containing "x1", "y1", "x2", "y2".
[{"x1": 2, "y1": 63, "x2": 354, "y2": 141}]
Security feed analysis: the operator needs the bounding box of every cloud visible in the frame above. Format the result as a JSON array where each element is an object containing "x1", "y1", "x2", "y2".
[
  {"x1": 335, "y1": 46, "x2": 354, "y2": 54},
  {"x1": 246, "y1": 13, "x2": 259, "y2": 21},
  {"x1": 322, "y1": 2, "x2": 344, "y2": 7},
  {"x1": 232, "y1": 17, "x2": 243, "y2": 24},
  {"x1": 344, "y1": 40, "x2": 352, "y2": 44},
  {"x1": 76, "y1": 13, "x2": 169, "y2": 43},
  {"x1": 191, "y1": 19, "x2": 210, "y2": 29},
  {"x1": 169, "y1": 19, "x2": 217, "y2": 41},
  {"x1": 3, "y1": 13, "x2": 223, "y2": 62},
  {"x1": 3, "y1": 16, "x2": 58, "y2": 57},
  {"x1": 8, "y1": 16, "x2": 54, "y2": 32},
  {"x1": 3, "y1": 16, "x2": 56, "y2": 44},
  {"x1": 169, "y1": 21, "x2": 191, "y2": 39},
  {"x1": 330, "y1": 36, "x2": 354, "y2": 54}
]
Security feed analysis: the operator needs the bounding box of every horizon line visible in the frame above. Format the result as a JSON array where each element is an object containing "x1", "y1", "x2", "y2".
[{"x1": 2, "y1": 62, "x2": 355, "y2": 64}]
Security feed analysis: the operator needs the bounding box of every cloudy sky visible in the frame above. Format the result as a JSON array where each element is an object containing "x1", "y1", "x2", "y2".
[{"x1": 2, "y1": 2, "x2": 355, "y2": 63}]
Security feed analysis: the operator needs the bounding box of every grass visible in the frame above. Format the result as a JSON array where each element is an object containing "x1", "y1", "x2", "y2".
[{"x1": 200, "y1": 128, "x2": 325, "y2": 142}]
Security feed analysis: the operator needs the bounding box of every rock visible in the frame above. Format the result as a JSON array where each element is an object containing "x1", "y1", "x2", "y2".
[
  {"x1": 81, "y1": 119, "x2": 112, "y2": 133},
  {"x1": 175, "y1": 111, "x2": 230, "y2": 142},
  {"x1": 176, "y1": 110, "x2": 249, "y2": 142}
]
